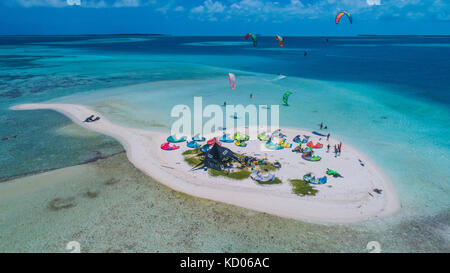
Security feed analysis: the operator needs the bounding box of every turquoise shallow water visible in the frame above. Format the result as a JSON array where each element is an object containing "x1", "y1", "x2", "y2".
[
  {"x1": 0, "y1": 109, "x2": 123, "y2": 180},
  {"x1": 0, "y1": 35, "x2": 449, "y2": 252},
  {"x1": 1, "y1": 153, "x2": 448, "y2": 253}
]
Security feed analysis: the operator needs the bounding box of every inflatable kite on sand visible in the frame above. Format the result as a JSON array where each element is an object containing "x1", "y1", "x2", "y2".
[
  {"x1": 167, "y1": 135, "x2": 187, "y2": 143},
  {"x1": 161, "y1": 142, "x2": 179, "y2": 151}
]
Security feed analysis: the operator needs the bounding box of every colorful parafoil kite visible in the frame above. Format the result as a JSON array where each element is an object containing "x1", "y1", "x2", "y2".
[
  {"x1": 335, "y1": 11, "x2": 352, "y2": 24},
  {"x1": 275, "y1": 35, "x2": 284, "y2": 47},
  {"x1": 245, "y1": 33, "x2": 257, "y2": 47},
  {"x1": 228, "y1": 73, "x2": 236, "y2": 90},
  {"x1": 282, "y1": 91, "x2": 292, "y2": 105}
]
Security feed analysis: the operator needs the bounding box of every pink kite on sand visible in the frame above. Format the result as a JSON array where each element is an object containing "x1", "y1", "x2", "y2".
[{"x1": 161, "y1": 142, "x2": 180, "y2": 151}]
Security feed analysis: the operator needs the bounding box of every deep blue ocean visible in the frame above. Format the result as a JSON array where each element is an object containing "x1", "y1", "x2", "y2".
[{"x1": 2, "y1": 35, "x2": 449, "y2": 104}]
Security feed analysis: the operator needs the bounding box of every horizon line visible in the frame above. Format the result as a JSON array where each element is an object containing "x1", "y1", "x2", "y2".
[{"x1": 0, "y1": 34, "x2": 449, "y2": 37}]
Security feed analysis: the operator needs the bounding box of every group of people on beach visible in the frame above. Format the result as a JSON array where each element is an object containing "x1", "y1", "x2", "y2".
[
  {"x1": 326, "y1": 142, "x2": 342, "y2": 156},
  {"x1": 319, "y1": 122, "x2": 343, "y2": 157},
  {"x1": 319, "y1": 122, "x2": 328, "y2": 130}
]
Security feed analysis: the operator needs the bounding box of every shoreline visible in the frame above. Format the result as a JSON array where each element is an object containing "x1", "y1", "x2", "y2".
[{"x1": 11, "y1": 103, "x2": 400, "y2": 224}]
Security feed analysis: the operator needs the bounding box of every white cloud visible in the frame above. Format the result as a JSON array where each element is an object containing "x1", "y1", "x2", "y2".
[
  {"x1": 191, "y1": 5, "x2": 204, "y2": 13},
  {"x1": 16, "y1": 0, "x2": 67, "y2": 7},
  {"x1": 174, "y1": 6, "x2": 184, "y2": 12},
  {"x1": 239, "y1": 0, "x2": 263, "y2": 8},
  {"x1": 367, "y1": 0, "x2": 381, "y2": 6},
  {"x1": 191, "y1": 0, "x2": 225, "y2": 14},
  {"x1": 156, "y1": 4, "x2": 171, "y2": 13},
  {"x1": 9, "y1": 0, "x2": 450, "y2": 23},
  {"x1": 230, "y1": 3, "x2": 240, "y2": 10},
  {"x1": 12, "y1": 0, "x2": 158, "y2": 8},
  {"x1": 229, "y1": 0, "x2": 315, "y2": 20},
  {"x1": 113, "y1": 0, "x2": 140, "y2": 7},
  {"x1": 83, "y1": 0, "x2": 107, "y2": 8},
  {"x1": 67, "y1": 0, "x2": 81, "y2": 6}
]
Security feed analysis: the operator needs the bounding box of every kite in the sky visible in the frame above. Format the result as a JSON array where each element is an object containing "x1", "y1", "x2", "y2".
[
  {"x1": 275, "y1": 35, "x2": 284, "y2": 47},
  {"x1": 335, "y1": 11, "x2": 352, "y2": 24},
  {"x1": 228, "y1": 73, "x2": 236, "y2": 90},
  {"x1": 245, "y1": 33, "x2": 257, "y2": 47},
  {"x1": 282, "y1": 91, "x2": 292, "y2": 105}
]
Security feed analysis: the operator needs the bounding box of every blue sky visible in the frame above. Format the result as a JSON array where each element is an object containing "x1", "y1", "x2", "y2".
[{"x1": 0, "y1": 0, "x2": 449, "y2": 35}]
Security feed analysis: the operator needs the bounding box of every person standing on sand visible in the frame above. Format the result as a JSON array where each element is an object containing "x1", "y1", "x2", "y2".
[
  {"x1": 327, "y1": 144, "x2": 330, "y2": 153},
  {"x1": 327, "y1": 133, "x2": 330, "y2": 141},
  {"x1": 334, "y1": 145, "x2": 338, "y2": 157}
]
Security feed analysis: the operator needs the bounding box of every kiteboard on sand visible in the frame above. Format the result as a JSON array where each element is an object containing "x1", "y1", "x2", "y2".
[{"x1": 312, "y1": 131, "x2": 327, "y2": 137}]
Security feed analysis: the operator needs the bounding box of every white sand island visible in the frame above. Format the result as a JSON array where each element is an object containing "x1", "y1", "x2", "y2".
[{"x1": 11, "y1": 103, "x2": 400, "y2": 223}]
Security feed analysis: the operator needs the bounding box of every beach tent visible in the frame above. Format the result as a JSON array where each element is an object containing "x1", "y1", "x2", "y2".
[{"x1": 192, "y1": 143, "x2": 241, "y2": 171}]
